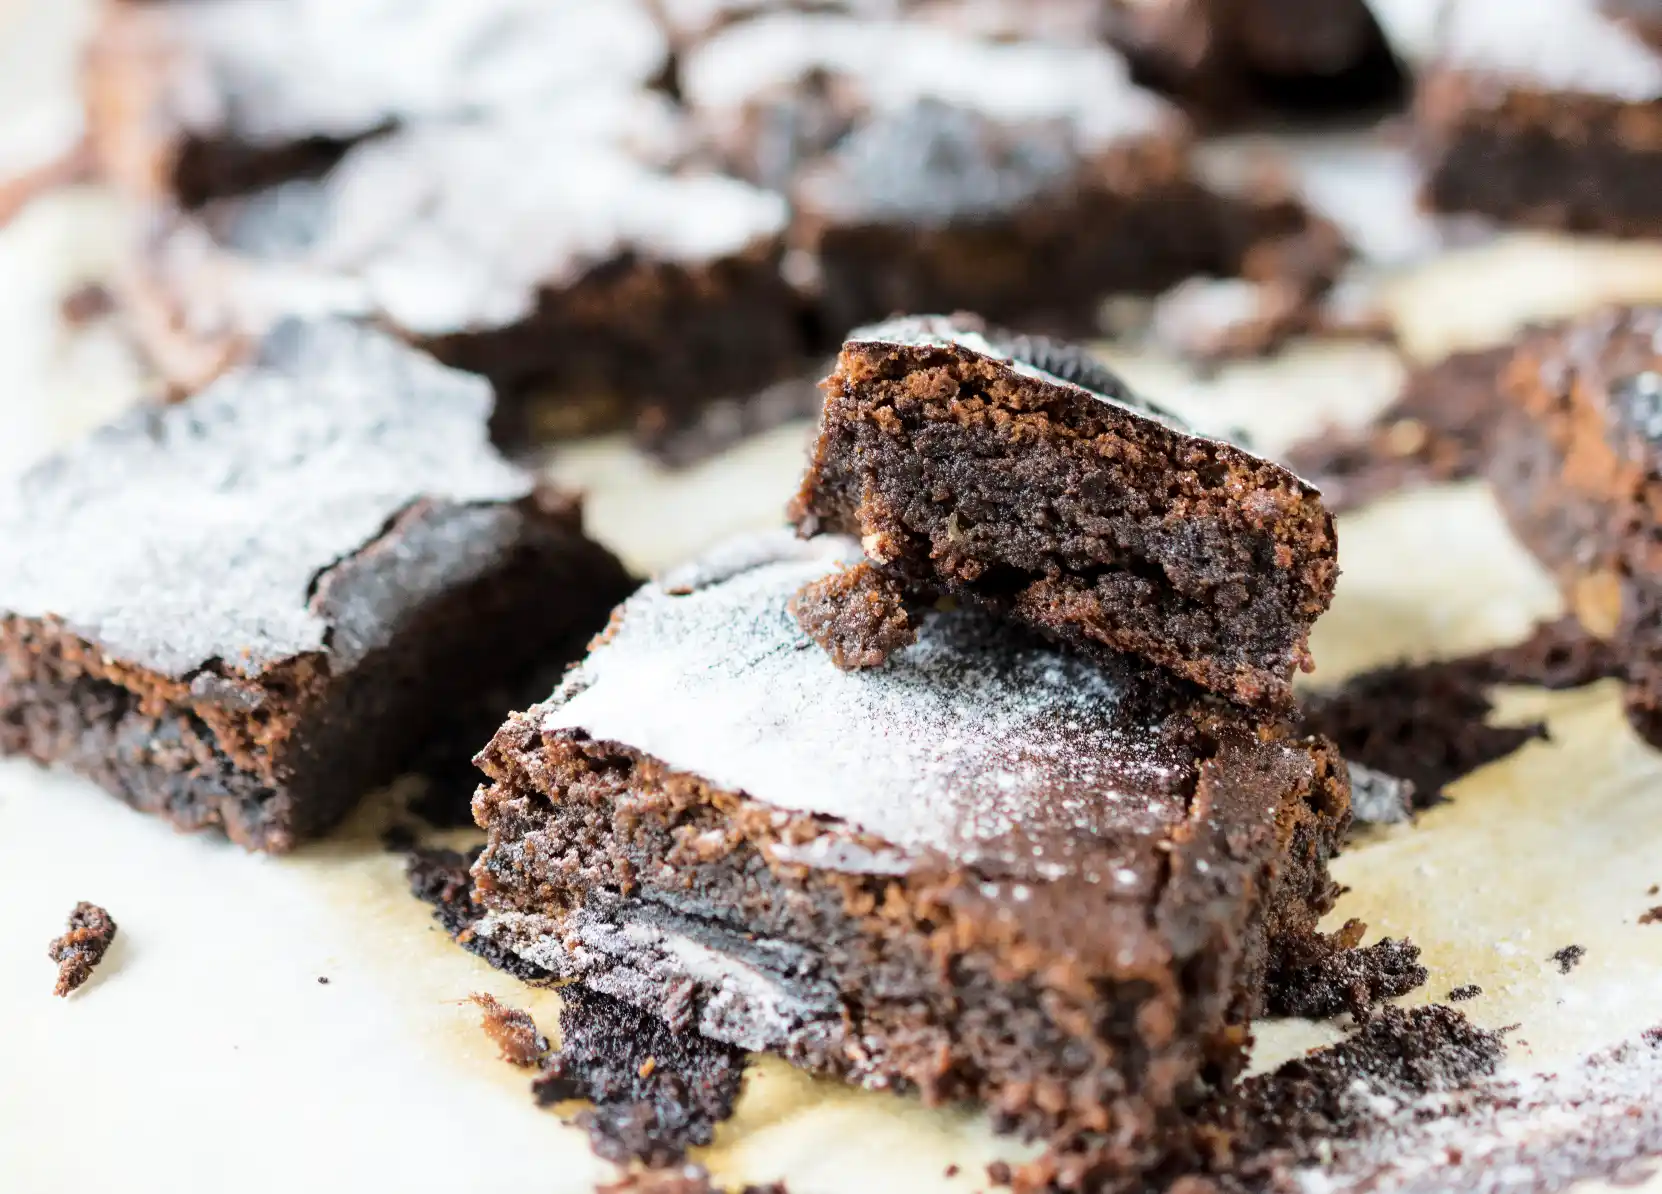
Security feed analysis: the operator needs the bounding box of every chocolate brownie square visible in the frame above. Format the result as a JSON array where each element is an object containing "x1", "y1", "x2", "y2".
[
  {"x1": 790, "y1": 315, "x2": 1338, "y2": 710},
  {"x1": 1102, "y1": 0, "x2": 1404, "y2": 115},
  {"x1": 679, "y1": 14, "x2": 1292, "y2": 338},
  {"x1": 0, "y1": 319, "x2": 633, "y2": 851},
  {"x1": 470, "y1": 531, "x2": 1350, "y2": 1183},
  {"x1": 86, "y1": 0, "x2": 670, "y2": 206},
  {"x1": 123, "y1": 108, "x2": 806, "y2": 440},
  {"x1": 1415, "y1": 0, "x2": 1662, "y2": 237},
  {"x1": 1485, "y1": 305, "x2": 1662, "y2": 745}
]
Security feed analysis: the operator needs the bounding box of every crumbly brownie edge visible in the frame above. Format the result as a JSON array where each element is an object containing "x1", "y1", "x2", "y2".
[
  {"x1": 0, "y1": 494, "x2": 633, "y2": 850},
  {"x1": 1416, "y1": 71, "x2": 1662, "y2": 238},
  {"x1": 471, "y1": 716, "x2": 1348, "y2": 1168},
  {"x1": 790, "y1": 339, "x2": 1338, "y2": 709}
]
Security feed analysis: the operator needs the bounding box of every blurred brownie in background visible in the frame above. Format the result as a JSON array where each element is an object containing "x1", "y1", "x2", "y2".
[
  {"x1": 1416, "y1": 0, "x2": 1662, "y2": 237},
  {"x1": 681, "y1": 13, "x2": 1341, "y2": 341},
  {"x1": 86, "y1": 0, "x2": 671, "y2": 206},
  {"x1": 1101, "y1": 0, "x2": 1405, "y2": 116},
  {"x1": 123, "y1": 104, "x2": 806, "y2": 441},
  {"x1": 0, "y1": 319, "x2": 632, "y2": 851},
  {"x1": 1485, "y1": 306, "x2": 1662, "y2": 746}
]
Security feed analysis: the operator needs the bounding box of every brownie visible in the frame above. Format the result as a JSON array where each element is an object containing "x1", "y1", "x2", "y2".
[
  {"x1": 1416, "y1": 0, "x2": 1662, "y2": 237},
  {"x1": 790, "y1": 315, "x2": 1338, "y2": 710},
  {"x1": 470, "y1": 531, "x2": 1351, "y2": 1184},
  {"x1": 679, "y1": 15, "x2": 1307, "y2": 340},
  {"x1": 124, "y1": 108, "x2": 807, "y2": 440},
  {"x1": 0, "y1": 319, "x2": 634, "y2": 851},
  {"x1": 1101, "y1": 0, "x2": 1405, "y2": 115},
  {"x1": 85, "y1": 0, "x2": 671, "y2": 207},
  {"x1": 1484, "y1": 305, "x2": 1662, "y2": 747}
]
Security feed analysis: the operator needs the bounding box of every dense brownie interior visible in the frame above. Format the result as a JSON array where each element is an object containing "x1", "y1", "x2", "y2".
[{"x1": 792, "y1": 317, "x2": 1337, "y2": 708}]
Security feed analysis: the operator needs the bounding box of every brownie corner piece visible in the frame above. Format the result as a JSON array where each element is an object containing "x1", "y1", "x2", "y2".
[
  {"x1": 0, "y1": 319, "x2": 633, "y2": 851},
  {"x1": 1484, "y1": 304, "x2": 1662, "y2": 744},
  {"x1": 790, "y1": 314, "x2": 1337, "y2": 709},
  {"x1": 1414, "y1": 0, "x2": 1662, "y2": 237},
  {"x1": 468, "y1": 530, "x2": 1351, "y2": 1179}
]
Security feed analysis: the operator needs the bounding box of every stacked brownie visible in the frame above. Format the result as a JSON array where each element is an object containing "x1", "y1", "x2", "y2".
[
  {"x1": 1415, "y1": 0, "x2": 1662, "y2": 237},
  {"x1": 0, "y1": 319, "x2": 633, "y2": 850},
  {"x1": 467, "y1": 320, "x2": 1352, "y2": 1187}
]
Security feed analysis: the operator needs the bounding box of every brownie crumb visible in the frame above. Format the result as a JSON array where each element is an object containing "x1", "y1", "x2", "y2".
[
  {"x1": 986, "y1": 1160, "x2": 1013, "y2": 1187},
  {"x1": 317, "y1": 976, "x2": 330, "y2": 985},
  {"x1": 1228, "y1": 1005, "x2": 1507, "y2": 1161},
  {"x1": 1641, "y1": 908, "x2": 1662, "y2": 925},
  {"x1": 59, "y1": 282, "x2": 114, "y2": 326},
  {"x1": 1551, "y1": 945, "x2": 1587, "y2": 974},
  {"x1": 1448, "y1": 984, "x2": 1483, "y2": 1001},
  {"x1": 789, "y1": 561, "x2": 917, "y2": 670},
  {"x1": 469, "y1": 992, "x2": 548, "y2": 1067},
  {"x1": 1300, "y1": 658, "x2": 1548, "y2": 809},
  {"x1": 47, "y1": 901, "x2": 117, "y2": 997},
  {"x1": 1473, "y1": 616, "x2": 1625, "y2": 691},
  {"x1": 596, "y1": 1165, "x2": 785, "y2": 1194},
  {"x1": 533, "y1": 985, "x2": 746, "y2": 1168},
  {"x1": 1650, "y1": 884, "x2": 1660, "y2": 896},
  {"x1": 1267, "y1": 922, "x2": 1427, "y2": 1020},
  {"x1": 1284, "y1": 346, "x2": 1507, "y2": 515},
  {"x1": 943, "y1": 1164, "x2": 959, "y2": 1178},
  {"x1": 406, "y1": 846, "x2": 554, "y2": 984}
]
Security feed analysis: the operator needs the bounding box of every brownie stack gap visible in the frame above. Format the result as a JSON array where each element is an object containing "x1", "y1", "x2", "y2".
[
  {"x1": 468, "y1": 321, "x2": 1351, "y2": 1187},
  {"x1": 0, "y1": 319, "x2": 633, "y2": 851}
]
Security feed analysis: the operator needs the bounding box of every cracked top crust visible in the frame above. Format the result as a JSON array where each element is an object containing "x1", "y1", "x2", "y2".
[
  {"x1": 538, "y1": 529, "x2": 1320, "y2": 879},
  {"x1": 0, "y1": 319, "x2": 535, "y2": 678}
]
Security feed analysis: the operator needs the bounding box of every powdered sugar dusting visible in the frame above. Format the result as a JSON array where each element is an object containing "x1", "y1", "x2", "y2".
[
  {"x1": 1439, "y1": 0, "x2": 1662, "y2": 101},
  {"x1": 543, "y1": 531, "x2": 1189, "y2": 872},
  {"x1": 1295, "y1": 1027, "x2": 1662, "y2": 1193},
  {"x1": 680, "y1": 13, "x2": 1170, "y2": 150}
]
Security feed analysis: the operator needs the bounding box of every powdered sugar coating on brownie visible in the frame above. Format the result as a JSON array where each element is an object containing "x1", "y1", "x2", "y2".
[
  {"x1": 154, "y1": 107, "x2": 788, "y2": 339},
  {"x1": 0, "y1": 320, "x2": 531, "y2": 678},
  {"x1": 152, "y1": 0, "x2": 670, "y2": 148},
  {"x1": 543, "y1": 531, "x2": 1204, "y2": 877},
  {"x1": 1437, "y1": 0, "x2": 1662, "y2": 101},
  {"x1": 680, "y1": 13, "x2": 1171, "y2": 150}
]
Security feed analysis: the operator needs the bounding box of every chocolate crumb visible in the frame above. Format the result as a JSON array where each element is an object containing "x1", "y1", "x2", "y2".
[
  {"x1": 1648, "y1": 884, "x2": 1659, "y2": 896},
  {"x1": 986, "y1": 1160, "x2": 1013, "y2": 1187},
  {"x1": 1284, "y1": 346, "x2": 1508, "y2": 515},
  {"x1": 1301, "y1": 659, "x2": 1548, "y2": 809},
  {"x1": 789, "y1": 561, "x2": 917, "y2": 670},
  {"x1": 1267, "y1": 922, "x2": 1427, "y2": 1019},
  {"x1": 469, "y1": 992, "x2": 549, "y2": 1067},
  {"x1": 534, "y1": 985, "x2": 745, "y2": 1168},
  {"x1": 944, "y1": 1164, "x2": 959, "y2": 1178},
  {"x1": 406, "y1": 847, "x2": 554, "y2": 984},
  {"x1": 317, "y1": 976, "x2": 330, "y2": 985},
  {"x1": 1448, "y1": 984, "x2": 1483, "y2": 1001},
  {"x1": 59, "y1": 282, "x2": 114, "y2": 326},
  {"x1": 1640, "y1": 908, "x2": 1662, "y2": 925},
  {"x1": 1551, "y1": 945, "x2": 1586, "y2": 974},
  {"x1": 47, "y1": 901, "x2": 117, "y2": 997}
]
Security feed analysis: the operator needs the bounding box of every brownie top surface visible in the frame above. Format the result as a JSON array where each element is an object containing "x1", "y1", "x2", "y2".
[
  {"x1": 145, "y1": 0, "x2": 670, "y2": 148},
  {"x1": 539, "y1": 530, "x2": 1307, "y2": 881},
  {"x1": 0, "y1": 319, "x2": 534, "y2": 678},
  {"x1": 160, "y1": 106, "x2": 788, "y2": 338},
  {"x1": 681, "y1": 13, "x2": 1172, "y2": 150},
  {"x1": 845, "y1": 314, "x2": 1305, "y2": 479},
  {"x1": 1436, "y1": 0, "x2": 1661, "y2": 101}
]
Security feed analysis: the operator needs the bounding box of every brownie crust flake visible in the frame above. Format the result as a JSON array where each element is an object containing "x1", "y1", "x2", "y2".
[{"x1": 790, "y1": 315, "x2": 1338, "y2": 709}]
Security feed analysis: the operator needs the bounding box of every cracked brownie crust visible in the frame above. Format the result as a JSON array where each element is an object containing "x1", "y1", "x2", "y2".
[
  {"x1": 0, "y1": 320, "x2": 632, "y2": 850},
  {"x1": 790, "y1": 315, "x2": 1337, "y2": 709},
  {"x1": 469, "y1": 531, "x2": 1349, "y2": 1184}
]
